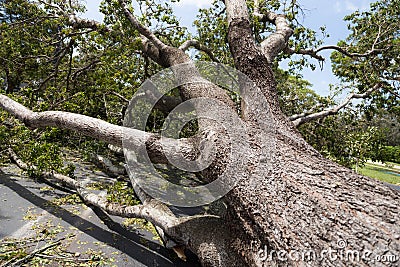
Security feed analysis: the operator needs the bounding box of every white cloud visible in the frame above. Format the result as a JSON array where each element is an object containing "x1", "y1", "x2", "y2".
[
  {"x1": 174, "y1": 0, "x2": 213, "y2": 8},
  {"x1": 344, "y1": 1, "x2": 358, "y2": 12},
  {"x1": 334, "y1": 0, "x2": 371, "y2": 13},
  {"x1": 334, "y1": 1, "x2": 342, "y2": 13}
]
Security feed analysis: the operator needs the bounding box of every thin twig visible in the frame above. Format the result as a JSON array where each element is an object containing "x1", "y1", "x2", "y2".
[
  {"x1": 290, "y1": 83, "x2": 382, "y2": 126},
  {"x1": 6, "y1": 237, "x2": 68, "y2": 267}
]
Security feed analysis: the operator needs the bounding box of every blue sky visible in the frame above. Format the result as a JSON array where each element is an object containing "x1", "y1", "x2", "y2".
[{"x1": 82, "y1": 0, "x2": 375, "y2": 97}]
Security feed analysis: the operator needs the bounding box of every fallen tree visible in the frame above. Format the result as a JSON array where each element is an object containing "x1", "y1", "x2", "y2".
[{"x1": 1, "y1": 0, "x2": 399, "y2": 266}]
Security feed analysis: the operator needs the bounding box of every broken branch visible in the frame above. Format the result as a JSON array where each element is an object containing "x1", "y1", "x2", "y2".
[{"x1": 0, "y1": 94, "x2": 195, "y2": 164}]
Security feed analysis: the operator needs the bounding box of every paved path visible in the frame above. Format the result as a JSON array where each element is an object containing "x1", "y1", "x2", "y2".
[
  {"x1": 366, "y1": 160, "x2": 400, "y2": 171},
  {"x1": 0, "y1": 165, "x2": 199, "y2": 266}
]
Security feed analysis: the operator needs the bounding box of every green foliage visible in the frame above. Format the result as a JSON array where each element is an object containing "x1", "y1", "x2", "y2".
[
  {"x1": 106, "y1": 181, "x2": 140, "y2": 206},
  {"x1": 300, "y1": 109, "x2": 387, "y2": 169},
  {"x1": 0, "y1": 233, "x2": 111, "y2": 266},
  {"x1": 275, "y1": 68, "x2": 333, "y2": 116},
  {"x1": 51, "y1": 193, "x2": 82, "y2": 206},
  {"x1": 293, "y1": 0, "x2": 400, "y2": 169},
  {"x1": 379, "y1": 146, "x2": 400, "y2": 164},
  {"x1": 193, "y1": 0, "x2": 232, "y2": 64},
  {"x1": 331, "y1": 0, "x2": 399, "y2": 113},
  {"x1": 0, "y1": 113, "x2": 74, "y2": 176},
  {"x1": 0, "y1": 0, "x2": 141, "y2": 173},
  {"x1": 345, "y1": 126, "x2": 385, "y2": 171}
]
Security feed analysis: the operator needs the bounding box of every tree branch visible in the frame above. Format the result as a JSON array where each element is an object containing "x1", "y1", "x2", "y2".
[
  {"x1": 284, "y1": 45, "x2": 386, "y2": 61},
  {"x1": 91, "y1": 154, "x2": 126, "y2": 178},
  {"x1": 139, "y1": 37, "x2": 170, "y2": 67},
  {"x1": 117, "y1": 0, "x2": 168, "y2": 50},
  {"x1": 0, "y1": 94, "x2": 195, "y2": 164},
  {"x1": 10, "y1": 237, "x2": 66, "y2": 266},
  {"x1": 283, "y1": 46, "x2": 325, "y2": 61},
  {"x1": 8, "y1": 148, "x2": 179, "y2": 234},
  {"x1": 108, "y1": 91, "x2": 130, "y2": 103},
  {"x1": 72, "y1": 59, "x2": 101, "y2": 81},
  {"x1": 37, "y1": 0, "x2": 107, "y2": 33},
  {"x1": 8, "y1": 148, "x2": 234, "y2": 264},
  {"x1": 283, "y1": 22, "x2": 389, "y2": 61},
  {"x1": 225, "y1": 0, "x2": 291, "y2": 125},
  {"x1": 290, "y1": 83, "x2": 382, "y2": 127},
  {"x1": 258, "y1": 11, "x2": 293, "y2": 63},
  {"x1": 179, "y1": 40, "x2": 219, "y2": 63},
  {"x1": 67, "y1": 15, "x2": 108, "y2": 33},
  {"x1": 386, "y1": 87, "x2": 400, "y2": 99}
]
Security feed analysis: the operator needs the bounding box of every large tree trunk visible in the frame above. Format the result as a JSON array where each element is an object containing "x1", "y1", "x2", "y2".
[
  {"x1": 215, "y1": 2, "x2": 400, "y2": 263},
  {"x1": 184, "y1": 2, "x2": 400, "y2": 264},
  {"x1": 1, "y1": 1, "x2": 399, "y2": 266},
  {"x1": 222, "y1": 134, "x2": 399, "y2": 266},
  {"x1": 174, "y1": 124, "x2": 399, "y2": 266},
  {"x1": 3, "y1": 93, "x2": 398, "y2": 266}
]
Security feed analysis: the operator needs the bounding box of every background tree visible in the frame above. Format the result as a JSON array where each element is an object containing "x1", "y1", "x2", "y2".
[{"x1": 1, "y1": 0, "x2": 399, "y2": 266}]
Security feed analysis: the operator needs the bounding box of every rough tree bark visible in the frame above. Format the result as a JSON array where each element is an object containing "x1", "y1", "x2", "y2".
[{"x1": 1, "y1": 0, "x2": 399, "y2": 266}]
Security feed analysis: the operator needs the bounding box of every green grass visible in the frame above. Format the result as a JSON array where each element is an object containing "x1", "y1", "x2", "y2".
[{"x1": 358, "y1": 163, "x2": 400, "y2": 185}]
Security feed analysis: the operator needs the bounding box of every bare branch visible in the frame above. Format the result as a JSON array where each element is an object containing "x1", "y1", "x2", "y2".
[
  {"x1": 384, "y1": 76, "x2": 400, "y2": 82},
  {"x1": 67, "y1": 15, "x2": 108, "y2": 32},
  {"x1": 138, "y1": 37, "x2": 167, "y2": 66},
  {"x1": 91, "y1": 154, "x2": 126, "y2": 177},
  {"x1": 9, "y1": 148, "x2": 231, "y2": 263},
  {"x1": 0, "y1": 94, "x2": 122, "y2": 145},
  {"x1": 108, "y1": 91, "x2": 130, "y2": 103},
  {"x1": 291, "y1": 83, "x2": 382, "y2": 127},
  {"x1": 117, "y1": 0, "x2": 168, "y2": 50},
  {"x1": 283, "y1": 23, "x2": 390, "y2": 62},
  {"x1": 11, "y1": 237, "x2": 65, "y2": 266},
  {"x1": 283, "y1": 46, "x2": 325, "y2": 61},
  {"x1": 179, "y1": 40, "x2": 219, "y2": 62},
  {"x1": 259, "y1": 11, "x2": 293, "y2": 63},
  {"x1": 386, "y1": 87, "x2": 400, "y2": 99},
  {"x1": 72, "y1": 59, "x2": 101, "y2": 81},
  {"x1": 0, "y1": 94, "x2": 195, "y2": 164},
  {"x1": 37, "y1": 0, "x2": 107, "y2": 33},
  {"x1": 285, "y1": 45, "x2": 386, "y2": 61},
  {"x1": 78, "y1": 189, "x2": 178, "y2": 231},
  {"x1": 8, "y1": 148, "x2": 179, "y2": 233},
  {"x1": 256, "y1": 0, "x2": 386, "y2": 63}
]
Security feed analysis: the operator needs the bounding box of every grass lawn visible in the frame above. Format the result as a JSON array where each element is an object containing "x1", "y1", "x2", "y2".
[{"x1": 358, "y1": 162, "x2": 400, "y2": 185}]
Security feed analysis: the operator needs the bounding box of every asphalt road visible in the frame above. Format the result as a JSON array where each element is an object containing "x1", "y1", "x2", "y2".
[
  {"x1": 384, "y1": 182, "x2": 400, "y2": 191},
  {"x1": 0, "y1": 164, "x2": 199, "y2": 267}
]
